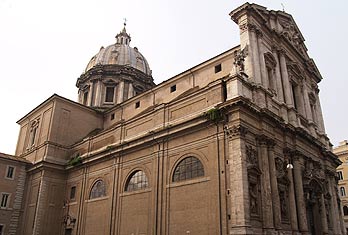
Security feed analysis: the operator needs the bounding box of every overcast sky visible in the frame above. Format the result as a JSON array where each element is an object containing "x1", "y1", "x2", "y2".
[{"x1": 0, "y1": 0, "x2": 347, "y2": 154}]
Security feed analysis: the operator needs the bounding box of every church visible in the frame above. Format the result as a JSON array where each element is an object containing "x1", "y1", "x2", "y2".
[{"x1": 0, "y1": 3, "x2": 345, "y2": 235}]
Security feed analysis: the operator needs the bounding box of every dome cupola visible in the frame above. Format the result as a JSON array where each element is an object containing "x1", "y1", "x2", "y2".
[{"x1": 76, "y1": 23, "x2": 155, "y2": 109}]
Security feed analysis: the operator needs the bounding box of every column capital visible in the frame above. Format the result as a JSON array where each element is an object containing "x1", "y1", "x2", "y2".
[
  {"x1": 224, "y1": 124, "x2": 248, "y2": 138},
  {"x1": 256, "y1": 135, "x2": 275, "y2": 147},
  {"x1": 239, "y1": 23, "x2": 258, "y2": 34},
  {"x1": 277, "y1": 48, "x2": 287, "y2": 55}
]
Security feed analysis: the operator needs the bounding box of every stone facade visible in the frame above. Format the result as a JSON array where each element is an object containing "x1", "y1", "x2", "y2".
[
  {"x1": 334, "y1": 140, "x2": 348, "y2": 234},
  {"x1": 0, "y1": 153, "x2": 30, "y2": 235},
  {"x1": 1, "y1": 3, "x2": 344, "y2": 235}
]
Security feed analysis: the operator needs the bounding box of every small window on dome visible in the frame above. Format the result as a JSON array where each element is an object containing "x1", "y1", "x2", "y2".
[{"x1": 105, "y1": 87, "x2": 115, "y2": 103}]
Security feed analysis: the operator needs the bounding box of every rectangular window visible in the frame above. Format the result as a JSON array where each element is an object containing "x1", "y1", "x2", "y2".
[
  {"x1": 83, "y1": 91, "x2": 89, "y2": 105},
  {"x1": 291, "y1": 84, "x2": 298, "y2": 110},
  {"x1": 170, "y1": 85, "x2": 176, "y2": 93},
  {"x1": 105, "y1": 86, "x2": 115, "y2": 103},
  {"x1": 215, "y1": 64, "x2": 222, "y2": 73},
  {"x1": 110, "y1": 113, "x2": 115, "y2": 120},
  {"x1": 0, "y1": 193, "x2": 10, "y2": 208},
  {"x1": 135, "y1": 101, "x2": 140, "y2": 109},
  {"x1": 0, "y1": 225, "x2": 3, "y2": 235},
  {"x1": 70, "y1": 186, "x2": 76, "y2": 200},
  {"x1": 338, "y1": 171, "x2": 344, "y2": 180},
  {"x1": 5, "y1": 166, "x2": 14, "y2": 179}
]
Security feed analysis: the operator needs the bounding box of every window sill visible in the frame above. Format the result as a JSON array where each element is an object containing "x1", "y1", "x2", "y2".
[
  {"x1": 85, "y1": 196, "x2": 109, "y2": 203},
  {"x1": 4, "y1": 177, "x2": 14, "y2": 181},
  {"x1": 120, "y1": 188, "x2": 152, "y2": 197},
  {"x1": 0, "y1": 207, "x2": 12, "y2": 211},
  {"x1": 167, "y1": 176, "x2": 210, "y2": 189}
]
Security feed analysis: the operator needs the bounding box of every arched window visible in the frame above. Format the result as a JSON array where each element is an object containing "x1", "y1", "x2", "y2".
[
  {"x1": 89, "y1": 180, "x2": 106, "y2": 199},
  {"x1": 340, "y1": 187, "x2": 346, "y2": 197},
  {"x1": 125, "y1": 170, "x2": 149, "y2": 192},
  {"x1": 172, "y1": 156, "x2": 204, "y2": 182},
  {"x1": 344, "y1": 206, "x2": 348, "y2": 216}
]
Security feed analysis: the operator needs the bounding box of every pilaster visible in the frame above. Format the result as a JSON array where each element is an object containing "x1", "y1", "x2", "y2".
[
  {"x1": 272, "y1": 49, "x2": 284, "y2": 103},
  {"x1": 257, "y1": 32, "x2": 268, "y2": 89},
  {"x1": 279, "y1": 50, "x2": 293, "y2": 107},
  {"x1": 292, "y1": 156, "x2": 309, "y2": 235},
  {"x1": 225, "y1": 124, "x2": 252, "y2": 234},
  {"x1": 257, "y1": 135, "x2": 274, "y2": 233},
  {"x1": 284, "y1": 150, "x2": 299, "y2": 233}
]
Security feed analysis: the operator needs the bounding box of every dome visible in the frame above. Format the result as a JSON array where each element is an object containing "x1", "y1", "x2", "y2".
[{"x1": 84, "y1": 26, "x2": 152, "y2": 76}]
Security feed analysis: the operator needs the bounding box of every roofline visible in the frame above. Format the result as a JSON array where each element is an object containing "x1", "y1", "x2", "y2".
[
  {"x1": 156, "y1": 45, "x2": 240, "y2": 87},
  {"x1": 0, "y1": 152, "x2": 31, "y2": 164},
  {"x1": 16, "y1": 94, "x2": 100, "y2": 124},
  {"x1": 104, "y1": 46, "x2": 240, "y2": 114}
]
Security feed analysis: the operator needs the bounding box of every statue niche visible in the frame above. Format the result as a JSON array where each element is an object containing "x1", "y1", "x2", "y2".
[
  {"x1": 246, "y1": 145, "x2": 261, "y2": 218},
  {"x1": 275, "y1": 157, "x2": 290, "y2": 222}
]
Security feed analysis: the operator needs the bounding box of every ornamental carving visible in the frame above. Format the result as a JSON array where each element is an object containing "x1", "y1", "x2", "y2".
[
  {"x1": 279, "y1": 20, "x2": 306, "y2": 55},
  {"x1": 239, "y1": 23, "x2": 257, "y2": 34},
  {"x1": 233, "y1": 46, "x2": 248, "y2": 74},
  {"x1": 275, "y1": 157, "x2": 286, "y2": 179},
  {"x1": 279, "y1": 187, "x2": 289, "y2": 221},
  {"x1": 248, "y1": 175, "x2": 261, "y2": 218},
  {"x1": 224, "y1": 125, "x2": 248, "y2": 138},
  {"x1": 246, "y1": 145, "x2": 258, "y2": 169},
  {"x1": 303, "y1": 158, "x2": 325, "y2": 186}
]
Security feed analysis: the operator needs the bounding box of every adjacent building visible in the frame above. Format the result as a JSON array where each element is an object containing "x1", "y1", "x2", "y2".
[
  {"x1": 0, "y1": 152, "x2": 30, "y2": 235},
  {"x1": 0, "y1": 3, "x2": 345, "y2": 235},
  {"x1": 335, "y1": 140, "x2": 348, "y2": 234}
]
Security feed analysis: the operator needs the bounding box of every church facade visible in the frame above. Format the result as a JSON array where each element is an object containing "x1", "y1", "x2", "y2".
[{"x1": 1, "y1": 3, "x2": 344, "y2": 235}]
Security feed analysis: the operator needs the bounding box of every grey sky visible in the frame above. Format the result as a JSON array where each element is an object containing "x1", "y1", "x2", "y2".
[{"x1": 0, "y1": 0, "x2": 347, "y2": 154}]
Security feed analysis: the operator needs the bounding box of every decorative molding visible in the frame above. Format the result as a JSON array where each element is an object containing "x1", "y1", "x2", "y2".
[{"x1": 224, "y1": 124, "x2": 248, "y2": 138}]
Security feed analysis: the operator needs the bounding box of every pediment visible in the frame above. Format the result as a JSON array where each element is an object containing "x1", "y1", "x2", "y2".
[{"x1": 230, "y1": 3, "x2": 323, "y2": 82}]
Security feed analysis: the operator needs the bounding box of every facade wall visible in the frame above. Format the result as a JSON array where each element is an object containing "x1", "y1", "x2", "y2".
[
  {"x1": 63, "y1": 124, "x2": 223, "y2": 235},
  {"x1": 5, "y1": 3, "x2": 343, "y2": 235},
  {"x1": 0, "y1": 154, "x2": 28, "y2": 235},
  {"x1": 335, "y1": 140, "x2": 348, "y2": 234}
]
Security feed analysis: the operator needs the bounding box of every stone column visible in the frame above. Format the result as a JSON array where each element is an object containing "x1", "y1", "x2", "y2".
[
  {"x1": 293, "y1": 156, "x2": 309, "y2": 234},
  {"x1": 272, "y1": 50, "x2": 284, "y2": 103},
  {"x1": 250, "y1": 26, "x2": 262, "y2": 84},
  {"x1": 117, "y1": 80, "x2": 125, "y2": 103},
  {"x1": 279, "y1": 50, "x2": 293, "y2": 107},
  {"x1": 287, "y1": 160, "x2": 299, "y2": 232},
  {"x1": 95, "y1": 79, "x2": 102, "y2": 106},
  {"x1": 267, "y1": 141, "x2": 281, "y2": 229},
  {"x1": 296, "y1": 84, "x2": 306, "y2": 116},
  {"x1": 302, "y1": 82, "x2": 312, "y2": 122},
  {"x1": 128, "y1": 83, "x2": 134, "y2": 99},
  {"x1": 314, "y1": 91, "x2": 326, "y2": 133},
  {"x1": 327, "y1": 175, "x2": 341, "y2": 235},
  {"x1": 226, "y1": 125, "x2": 251, "y2": 234},
  {"x1": 320, "y1": 193, "x2": 329, "y2": 234},
  {"x1": 258, "y1": 136, "x2": 274, "y2": 231},
  {"x1": 257, "y1": 32, "x2": 268, "y2": 89}
]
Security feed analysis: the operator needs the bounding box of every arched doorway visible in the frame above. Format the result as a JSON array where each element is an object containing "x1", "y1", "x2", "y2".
[{"x1": 305, "y1": 180, "x2": 323, "y2": 235}]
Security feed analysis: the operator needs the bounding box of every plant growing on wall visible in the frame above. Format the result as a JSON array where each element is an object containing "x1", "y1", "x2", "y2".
[
  {"x1": 204, "y1": 107, "x2": 223, "y2": 123},
  {"x1": 67, "y1": 153, "x2": 82, "y2": 167}
]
